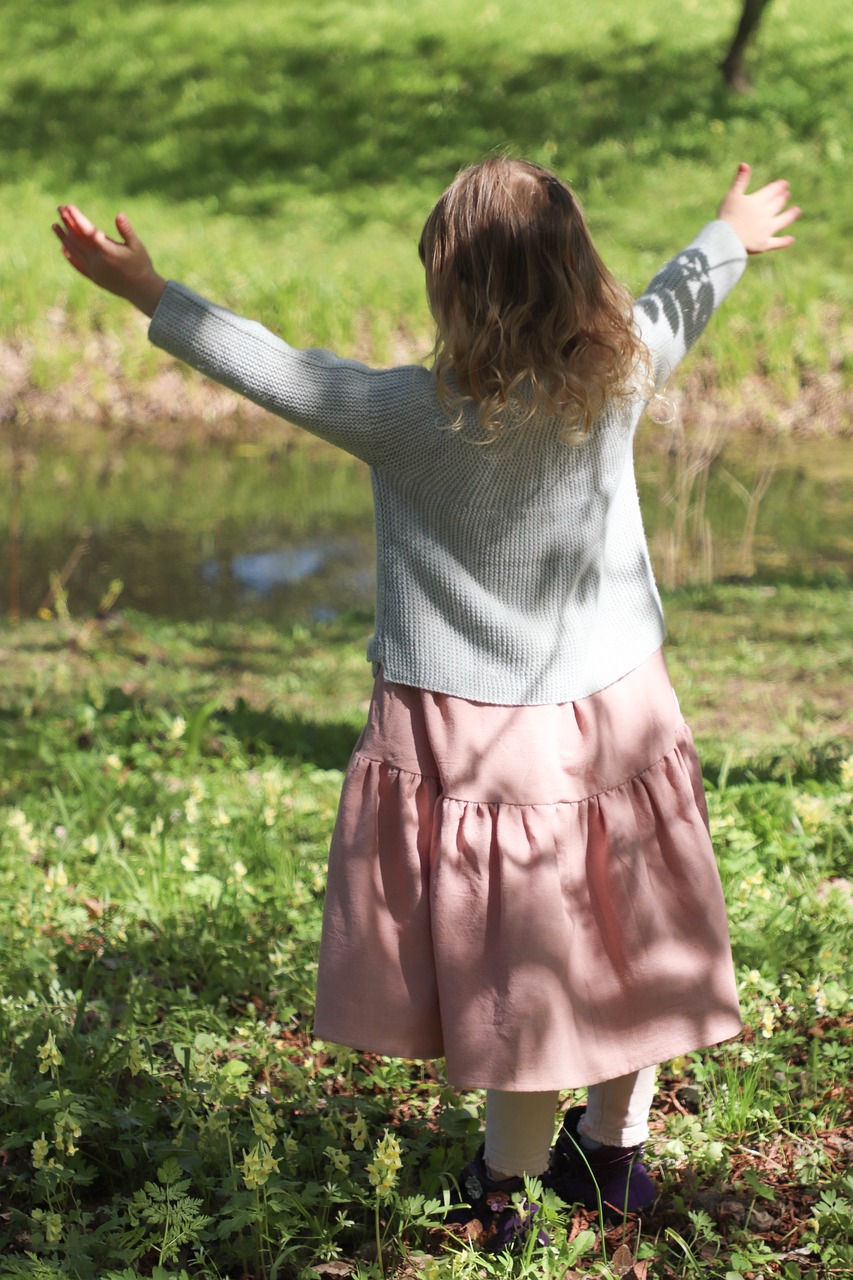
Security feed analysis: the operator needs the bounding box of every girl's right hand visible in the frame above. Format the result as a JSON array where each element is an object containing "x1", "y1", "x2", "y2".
[
  {"x1": 52, "y1": 205, "x2": 167, "y2": 317},
  {"x1": 717, "y1": 163, "x2": 801, "y2": 254}
]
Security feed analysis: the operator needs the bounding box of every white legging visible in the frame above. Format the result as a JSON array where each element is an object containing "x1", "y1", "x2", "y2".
[{"x1": 483, "y1": 1066, "x2": 657, "y2": 1178}]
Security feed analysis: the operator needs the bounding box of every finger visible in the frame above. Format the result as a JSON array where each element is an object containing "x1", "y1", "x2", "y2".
[
  {"x1": 752, "y1": 180, "x2": 791, "y2": 209},
  {"x1": 763, "y1": 234, "x2": 796, "y2": 252},
  {"x1": 61, "y1": 204, "x2": 119, "y2": 250},
  {"x1": 62, "y1": 204, "x2": 97, "y2": 237},
  {"x1": 774, "y1": 204, "x2": 802, "y2": 231},
  {"x1": 115, "y1": 211, "x2": 139, "y2": 248},
  {"x1": 56, "y1": 206, "x2": 91, "y2": 247},
  {"x1": 729, "y1": 162, "x2": 751, "y2": 194},
  {"x1": 57, "y1": 243, "x2": 93, "y2": 279},
  {"x1": 52, "y1": 222, "x2": 84, "y2": 259}
]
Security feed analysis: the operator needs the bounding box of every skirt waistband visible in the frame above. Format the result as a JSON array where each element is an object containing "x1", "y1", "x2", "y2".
[{"x1": 355, "y1": 648, "x2": 683, "y2": 806}]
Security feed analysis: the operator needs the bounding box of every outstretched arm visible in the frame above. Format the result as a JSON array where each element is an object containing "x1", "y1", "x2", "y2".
[
  {"x1": 634, "y1": 163, "x2": 801, "y2": 391},
  {"x1": 717, "y1": 162, "x2": 800, "y2": 253},
  {"x1": 52, "y1": 205, "x2": 167, "y2": 317}
]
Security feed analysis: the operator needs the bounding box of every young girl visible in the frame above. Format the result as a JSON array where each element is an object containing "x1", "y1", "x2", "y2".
[{"x1": 54, "y1": 159, "x2": 798, "y2": 1247}]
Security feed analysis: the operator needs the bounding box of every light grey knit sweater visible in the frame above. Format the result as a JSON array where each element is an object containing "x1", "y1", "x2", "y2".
[{"x1": 149, "y1": 219, "x2": 746, "y2": 705}]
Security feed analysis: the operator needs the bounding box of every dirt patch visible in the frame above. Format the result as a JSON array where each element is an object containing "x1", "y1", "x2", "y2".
[{"x1": 2, "y1": 330, "x2": 852, "y2": 442}]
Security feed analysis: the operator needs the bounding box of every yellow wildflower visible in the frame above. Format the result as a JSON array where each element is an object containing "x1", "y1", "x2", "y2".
[
  {"x1": 793, "y1": 793, "x2": 830, "y2": 833},
  {"x1": 32, "y1": 1133, "x2": 50, "y2": 1169},
  {"x1": 45, "y1": 863, "x2": 68, "y2": 894},
  {"x1": 367, "y1": 1130, "x2": 402, "y2": 1198},
  {"x1": 349, "y1": 1114, "x2": 368, "y2": 1151},
  {"x1": 54, "y1": 1111, "x2": 82, "y2": 1156},
  {"x1": 807, "y1": 980, "x2": 827, "y2": 1017},
  {"x1": 325, "y1": 1145, "x2": 351, "y2": 1175},
  {"x1": 37, "y1": 1030, "x2": 63, "y2": 1074},
  {"x1": 241, "y1": 1142, "x2": 280, "y2": 1190},
  {"x1": 251, "y1": 1100, "x2": 278, "y2": 1144},
  {"x1": 44, "y1": 1213, "x2": 63, "y2": 1244}
]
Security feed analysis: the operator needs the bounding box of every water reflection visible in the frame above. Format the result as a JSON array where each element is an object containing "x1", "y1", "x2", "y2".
[
  {"x1": 221, "y1": 547, "x2": 326, "y2": 592},
  {"x1": 2, "y1": 433, "x2": 851, "y2": 626}
]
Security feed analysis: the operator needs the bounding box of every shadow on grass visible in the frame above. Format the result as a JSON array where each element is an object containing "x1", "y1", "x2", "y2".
[
  {"x1": 216, "y1": 698, "x2": 359, "y2": 771},
  {"x1": 9, "y1": 18, "x2": 844, "y2": 217}
]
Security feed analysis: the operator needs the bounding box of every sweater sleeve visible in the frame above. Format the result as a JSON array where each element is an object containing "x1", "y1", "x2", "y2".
[
  {"x1": 147, "y1": 282, "x2": 431, "y2": 467},
  {"x1": 633, "y1": 220, "x2": 747, "y2": 391}
]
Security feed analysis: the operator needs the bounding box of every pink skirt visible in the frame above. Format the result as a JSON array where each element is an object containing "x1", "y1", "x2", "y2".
[{"x1": 314, "y1": 649, "x2": 742, "y2": 1091}]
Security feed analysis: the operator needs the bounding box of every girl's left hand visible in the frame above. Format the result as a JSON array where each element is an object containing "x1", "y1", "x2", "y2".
[
  {"x1": 52, "y1": 205, "x2": 167, "y2": 316},
  {"x1": 717, "y1": 163, "x2": 801, "y2": 254}
]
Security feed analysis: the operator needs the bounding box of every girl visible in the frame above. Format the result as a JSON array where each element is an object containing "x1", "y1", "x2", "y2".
[{"x1": 54, "y1": 159, "x2": 799, "y2": 1248}]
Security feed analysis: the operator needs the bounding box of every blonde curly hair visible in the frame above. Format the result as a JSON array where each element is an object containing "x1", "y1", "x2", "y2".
[{"x1": 419, "y1": 156, "x2": 650, "y2": 441}]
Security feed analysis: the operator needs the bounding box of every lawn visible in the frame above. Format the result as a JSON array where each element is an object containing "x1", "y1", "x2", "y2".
[
  {"x1": 1, "y1": 3, "x2": 851, "y2": 1276},
  {"x1": 0, "y1": 0, "x2": 852, "y2": 422},
  {"x1": 0, "y1": 599, "x2": 850, "y2": 1278}
]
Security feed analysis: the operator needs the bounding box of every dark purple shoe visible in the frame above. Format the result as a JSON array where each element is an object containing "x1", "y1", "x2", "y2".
[
  {"x1": 549, "y1": 1106, "x2": 656, "y2": 1220},
  {"x1": 445, "y1": 1144, "x2": 548, "y2": 1252}
]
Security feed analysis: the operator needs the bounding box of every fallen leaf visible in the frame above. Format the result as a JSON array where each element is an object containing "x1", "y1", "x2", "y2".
[{"x1": 611, "y1": 1243, "x2": 636, "y2": 1276}]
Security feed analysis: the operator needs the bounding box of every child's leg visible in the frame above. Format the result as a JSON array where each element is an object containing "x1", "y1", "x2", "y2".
[
  {"x1": 580, "y1": 1066, "x2": 657, "y2": 1147},
  {"x1": 484, "y1": 1089, "x2": 560, "y2": 1178}
]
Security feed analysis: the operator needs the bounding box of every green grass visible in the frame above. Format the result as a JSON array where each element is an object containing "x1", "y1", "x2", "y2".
[
  {"x1": 2, "y1": 0, "x2": 853, "y2": 407},
  {"x1": 0, "y1": 600, "x2": 850, "y2": 1278}
]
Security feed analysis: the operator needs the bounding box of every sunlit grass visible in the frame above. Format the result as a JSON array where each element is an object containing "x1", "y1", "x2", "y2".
[
  {"x1": 2, "y1": 0, "x2": 852, "y2": 400},
  {"x1": 0, "y1": 601, "x2": 850, "y2": 1275}
]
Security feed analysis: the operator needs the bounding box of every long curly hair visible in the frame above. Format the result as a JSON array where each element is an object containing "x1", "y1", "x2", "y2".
[{"x1": 419, "y1": 156, "x2": 650, "y2": 441}]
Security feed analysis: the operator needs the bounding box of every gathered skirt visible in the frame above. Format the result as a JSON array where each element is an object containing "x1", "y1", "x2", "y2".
[{"x1": 313, "y1": 649, "x2": 742, "y2": 1091}]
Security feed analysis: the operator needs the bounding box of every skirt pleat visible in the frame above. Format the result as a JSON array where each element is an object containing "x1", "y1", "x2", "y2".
[{"x1": 314, "y1": 649, "x2": 742, "y2": 1090}]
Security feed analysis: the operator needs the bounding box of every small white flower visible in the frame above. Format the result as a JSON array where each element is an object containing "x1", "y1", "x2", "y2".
[
  {"x1": 45, "y1": 863, "x2": 68, "y2": 893},
  {"x1": 168, "y1": 715, "x2": 187, "y2": 740},
  {"x1": 180, "y1": 842, "x2": 200, "y2": 873},
  {"x1": 7, "y1": 808, "x2": 29, "y2": 831}
]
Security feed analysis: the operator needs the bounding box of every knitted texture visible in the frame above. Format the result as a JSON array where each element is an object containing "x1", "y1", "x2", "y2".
[{"x1": 148, "y1": 220, "x2": 746, "y2": 704}]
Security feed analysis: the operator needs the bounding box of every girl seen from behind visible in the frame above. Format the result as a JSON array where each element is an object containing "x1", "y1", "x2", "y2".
[{"x1": 54, "y1": 156, "x2": 799, "y2": 1250}]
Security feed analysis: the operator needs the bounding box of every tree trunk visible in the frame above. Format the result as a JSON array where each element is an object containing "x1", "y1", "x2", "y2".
[{"x1": 721, "y1": 0, "x2": 773, "y2": 93}]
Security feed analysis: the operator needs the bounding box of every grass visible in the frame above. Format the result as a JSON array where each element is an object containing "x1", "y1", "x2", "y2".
[
  {"x1": 0, "y1": 598, "x2": 850, "y2": 1278},
  {"x1": 1, "y1": 3, "x2": 852, "y2": 1274},
  {"x1": 1, "y1": 0, "x2": 853, "y2": 415}
]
